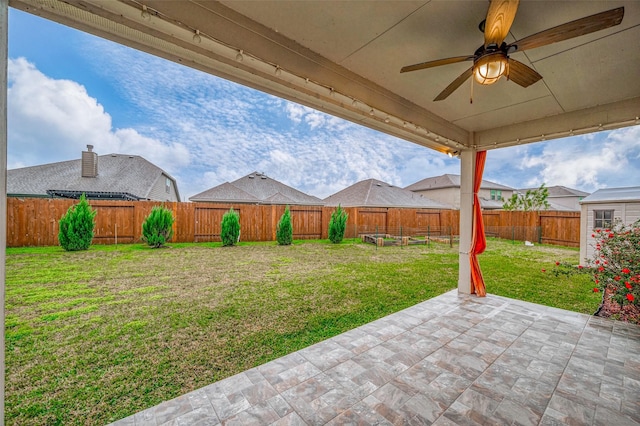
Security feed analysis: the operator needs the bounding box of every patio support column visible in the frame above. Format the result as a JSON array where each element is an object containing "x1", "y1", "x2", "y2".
[
  {"x1": 458, "y1": 144, "x2": 475, "y2": 294},
  {"x1": 1, "y1": 0, "x2": 7, "y2": 420}
]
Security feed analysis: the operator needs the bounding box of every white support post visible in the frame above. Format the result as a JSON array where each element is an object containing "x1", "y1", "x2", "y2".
[
  {"x1": 1, "y1": 0, "x2": 7, "y2": 421},
  {"x1": 458, "y1": 146, "x2": 476, "y2": 294}
]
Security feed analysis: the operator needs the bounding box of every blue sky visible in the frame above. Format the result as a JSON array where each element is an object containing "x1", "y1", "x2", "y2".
[{"x1": 7, "y1": 9, "x2": 640, "y2": 200}]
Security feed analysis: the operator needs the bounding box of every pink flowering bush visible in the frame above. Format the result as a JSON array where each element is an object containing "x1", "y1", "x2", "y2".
[{"x1": 588, "y1": 219, "x2": 639, "y2": 323}]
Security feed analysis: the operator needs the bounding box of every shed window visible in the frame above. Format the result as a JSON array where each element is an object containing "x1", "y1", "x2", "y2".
[
  {"x1": 593, "y1": 210, "x2": 613, "y2": 229},
  {"x1": 490, "y1": 190, "x2": 502, "y2": 201},
  {"x1": 165, "y1": 178, "x2": 171, "y2": 194}
]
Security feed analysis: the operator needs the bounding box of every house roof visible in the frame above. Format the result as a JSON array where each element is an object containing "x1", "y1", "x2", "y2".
[
  {"x1": 8, "y1": 154, "x2": 180, "y2": 201},
  {"x1": 546, "y1": 200, "x2": 582, "y2": 211},
  {"x1": 405, "y1": 174, "x2": 514, "y2": 192},
  {"x1": 478, "y1": 198, "x2": 505, "y2": 210},
  {"x1": 190, "y1": 172, "x2": 324, "y2": 205},
  {"x1": 519, "y1": 185, "x2": 590, "y2": 198},
  {"x1": 324, "y1": 178, "x2": 451, "y2": 209},
  {"x1": 189, "y1": 182, "x2": 259, "y2": 203},
  {"x1": 580, "y1": 186, "x2": 640, "y2": 204}
]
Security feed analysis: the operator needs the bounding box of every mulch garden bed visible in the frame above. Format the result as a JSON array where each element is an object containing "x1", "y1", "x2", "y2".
[{"x1": 595, "y1": 284, "x2": 640, "y2": 324}]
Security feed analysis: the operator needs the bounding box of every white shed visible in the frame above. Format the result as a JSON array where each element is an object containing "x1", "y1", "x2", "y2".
[{"x1": 579, "y1": 187, "x2": 640, "y2": 265}]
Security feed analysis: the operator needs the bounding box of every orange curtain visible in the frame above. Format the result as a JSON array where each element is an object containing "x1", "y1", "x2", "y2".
[{"x1": 470, "y1": 150, "x2": 487, "y2": 296}]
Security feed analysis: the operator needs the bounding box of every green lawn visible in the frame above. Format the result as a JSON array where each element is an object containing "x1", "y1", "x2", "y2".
[{"x1": 5, "y1": 239, "x2": 599, "y2": 425}]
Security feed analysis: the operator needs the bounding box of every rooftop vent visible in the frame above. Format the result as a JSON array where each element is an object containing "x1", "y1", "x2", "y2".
[
  {"x1": 248, "y1": 175, "x2": 255, "y2": 179},
  {"x1": 81, "y1": 145, "x2": 98, "y2": 178},
  {"x1": 261, "y1": 176, "x2": 267, "y2": 179},
  {"x1": 376, "y1": 183, "x2": 382, "y2": 187}
]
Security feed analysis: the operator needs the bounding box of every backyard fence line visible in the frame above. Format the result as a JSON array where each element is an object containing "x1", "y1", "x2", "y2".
[{"x1": 6, "y1": 197, "x2": 580, "y2": 248}]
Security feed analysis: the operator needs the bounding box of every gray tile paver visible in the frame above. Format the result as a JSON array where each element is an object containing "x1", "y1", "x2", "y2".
[{"x1": 108, "y1": 290, "x2": 640, "y2": 425}]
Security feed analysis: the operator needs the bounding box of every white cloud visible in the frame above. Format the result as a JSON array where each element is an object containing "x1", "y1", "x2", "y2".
[
  {"x1": 112, "y1": 129, "x2": 190, "y2": 174},
  {"x1": 7, "y1": 57, "x2": 190, "y2": 174},
  {"x1": 283, "y1": 100, "x2": 354, "y2": 131},
  {"x1": 498, "y1": 127, "x2": 640, "y2": 192},
  {"x1": 285, "y1": 103, "x2": 307, "y2": 123},
  {"x1": 75, "y1": 39, "x2": 458, "y2": 199}
]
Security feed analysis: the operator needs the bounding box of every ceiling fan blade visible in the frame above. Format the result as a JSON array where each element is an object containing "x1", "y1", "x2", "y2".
[
  {"x1": 434, "y1": 67, "x2": 473, "y2": 101},
  {"x1": 507, "y1": 59, "x2": 542, "y2": 88},
  {"x1": 400, "y1": 56, "x2": 473, "y2": 73},
  {"x1": 484, "y1": 0, "x2": 520, "y2": 47},
  {"x1": 510, "y1": 7, "x2": 624, "y2": 52}
]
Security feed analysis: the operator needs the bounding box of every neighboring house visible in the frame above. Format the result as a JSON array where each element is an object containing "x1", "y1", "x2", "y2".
[
  {"x1": 8, "y1": 145, "x2": 181, "y2": 201},
  {"x1": 190, "y1": 171, "x2": 323, "y2": 205},
  {"x1": 579, "y1": 186, "x2": 640, "y2": 264},
  {"x1": 404, "y1": 174, "x2": 514, "y2": 209},
  {"x1": 519, "y1": 185, "x2": 589, "y2": 211},
  {"x1": 324, "y1": 178, "x2": 451, "y2": 209}
]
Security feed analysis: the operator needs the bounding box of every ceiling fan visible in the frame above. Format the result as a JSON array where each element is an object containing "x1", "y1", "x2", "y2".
[{"x1": 400, "y1": 0, "x2": 624, "y2": 102}]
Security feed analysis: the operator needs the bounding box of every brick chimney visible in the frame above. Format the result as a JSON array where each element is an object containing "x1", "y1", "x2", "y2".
[{"x1": 81, "y1": 145, "x2": 98, "y2": 177}]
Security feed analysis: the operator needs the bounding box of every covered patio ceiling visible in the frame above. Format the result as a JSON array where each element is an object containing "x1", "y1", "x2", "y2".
[{"x1": 10, "y1": 0, "x2": 640, "y2": 156}]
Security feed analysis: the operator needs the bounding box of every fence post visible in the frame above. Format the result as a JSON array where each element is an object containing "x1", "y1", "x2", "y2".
[
  {"x1": 427, "y1": 225, "x2": 430, "y2": 247},
  {"x1": 449, "y1": 226, "x2": 453, "y2": 248},
  {"x1": 512, "y1": 226, "x2": 515, "y2": 244},
  {"x1": 538, "y1": 226, "x2": 542, "y2": 244}
]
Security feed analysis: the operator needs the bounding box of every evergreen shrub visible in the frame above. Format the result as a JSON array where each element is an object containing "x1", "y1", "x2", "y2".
[
  {"x1": 58, "y1": 193, "x2": 97, "y2": 251},
  {"x1": 328, "y1": 204, "x2": 348, "y2": 244},
  {"x1": 221, "y1": 208, "x2": 241, "y2": 246},
  {"x1": 276, "y1": 206, "x2": 293, "y2": 245},
  {"x1": 142, "y1": 205, "x2": 174, "y2": 248}
]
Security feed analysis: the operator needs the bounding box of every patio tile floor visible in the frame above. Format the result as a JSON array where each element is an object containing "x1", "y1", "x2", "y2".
[{"x1": 110, "y1": 290, "x2": 640, "y2": 425}]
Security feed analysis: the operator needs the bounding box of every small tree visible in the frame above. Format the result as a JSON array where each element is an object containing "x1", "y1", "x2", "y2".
[
  {"x1": 58, "y1": 193, "x2": 97, "y2": 251},
  {"x1": 220, "y1": 208, "x2": 241, "y2": 246},
  {"x1": 142, "y1": 205, "x2": 174, "y2": 248},
  {"x1": 276, "y1": 206, "x2": 293, "y2": 245},
  {"x1": 328, "y1": 204, "x2": 348, "y2": 244},
  {"x1": 503, "y1": 183, "x2": 550, "y2": 211}
]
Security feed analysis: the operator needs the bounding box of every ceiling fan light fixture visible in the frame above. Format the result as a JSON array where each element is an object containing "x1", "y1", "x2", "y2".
[{"x1": 473, "y1": 53, "x2": 507, "y2": 85}]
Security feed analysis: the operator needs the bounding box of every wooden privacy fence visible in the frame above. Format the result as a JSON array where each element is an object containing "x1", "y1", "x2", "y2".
[
  {"x1": 482, "y1": 210, "x2": 581, "y2": 247},
  {"x1": 6, "y1": 197, "x2": 580, "y2": 247}
]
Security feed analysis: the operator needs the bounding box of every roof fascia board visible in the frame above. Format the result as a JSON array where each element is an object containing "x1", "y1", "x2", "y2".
[{"x1": 475, "y1": 96, "x2": 640, "y2": 149}]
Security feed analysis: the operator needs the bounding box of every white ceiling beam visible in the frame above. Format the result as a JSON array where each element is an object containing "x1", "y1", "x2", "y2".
[{"x1": 476, "y1": 96, "x2": 640, "y2": 149}]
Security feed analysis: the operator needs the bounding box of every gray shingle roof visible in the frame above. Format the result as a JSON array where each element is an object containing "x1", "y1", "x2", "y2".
[
  {"x1": 324, "y1": 179, "x2": 451, "y2": 208},
  {"x1": 189, "y1": 182, "x2": 259, "y2": 203},
  {"x1": 580, "y1": 186, "x2": 640, "y2": 203},
  {"x1": 8, "y1": 154, "x2": 180, "y2": 201},
  {"x1": 405, "y1": 174, "x2": 514, "y2": 191},
  {"x1": 479, "y1": 198, "x2": 505, "y2": 210},
  {"x1": 519, "y1": 185, "x2": 590, "y2": 198},
  {"x1": 545, "y1": 200, "x2": 581, "y2": 211},
  {"x1": 190, "y1": 172, "x2": 324, "y2": 205}
]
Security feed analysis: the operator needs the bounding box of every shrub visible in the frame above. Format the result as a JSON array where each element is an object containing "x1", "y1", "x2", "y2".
[
  {"x1": 58, "y1": 194, "x2": 97, "y2": 251},
  {"x1": 276, "y1": 206, "x2": 293, "y2": 245},
  {"x1": 142, "y1": 205, "x2": 174, "y2": 248},
  {"x1": 328, "y1": 204, "x2": 348, "y2": 244},
  {"x1": 589, "y1": 219, "x2": 639, "y2": 308},
  {"x1": 220, "y1": 208, "x2": 241, "y2": 246}
]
